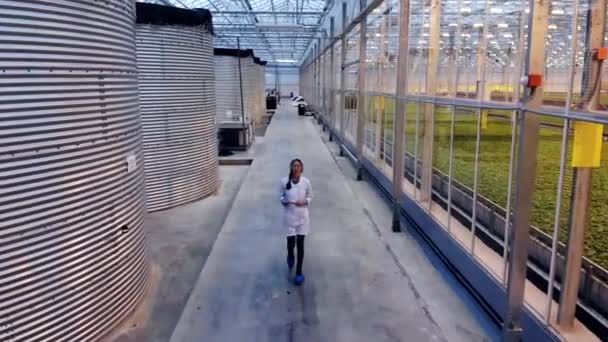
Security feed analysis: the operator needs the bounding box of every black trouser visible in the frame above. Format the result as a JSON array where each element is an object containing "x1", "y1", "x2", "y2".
[{"x1": 287, "y1": 235, "x2": 305, "y2": 275}]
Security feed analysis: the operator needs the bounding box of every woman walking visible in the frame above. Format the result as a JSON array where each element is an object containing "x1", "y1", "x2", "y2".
[{"x1": 280, "y1": 158, "x2": 312, "y2": 285}]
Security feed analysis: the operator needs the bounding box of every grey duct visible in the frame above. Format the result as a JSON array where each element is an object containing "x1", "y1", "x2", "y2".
[
  {"x1": 0, "y1": 1, "x2": 150, "y2": 341},
  {"x1": 136, "y1": 23, "x2": 218, "y2": 212}
]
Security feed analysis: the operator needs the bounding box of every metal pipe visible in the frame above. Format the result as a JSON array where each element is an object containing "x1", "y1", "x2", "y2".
[
  {"x1": 503, "y1": 0, "x2": 548, "y2": 339},
  {"x1": 413, "y1": 102, "x2": 420, "y2": 199},
  {"x1": 502, "y1": 112, "x2": 518, "y2": 283},
  {"x1": 237, "y1": 38, "x2": 246, "y2": 128},
  {"x1": 356, "y1": 19, "x2": 368, "y2": 180},
  {"x1": 558, "y1": 0, "x2": 607, "y2": 325},
  {"x1": 545, "y1": 0, "x2": 580, "y2": 320},
  {"x1": 470, "y1": 0, "x2": 492, "y2": 253},
  {"x1": 447, "y1": 0, "x2": 464, "y2": 234},
  {"x1": 470, "y1": 105, "x2": 482, "y2": 252}
]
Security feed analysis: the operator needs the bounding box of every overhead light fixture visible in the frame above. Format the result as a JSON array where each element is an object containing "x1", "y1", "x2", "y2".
[
  {"x1": 548, "y1": 24, "x2": 557, "y2": 30},
  {"x1": 474, "y1": 23, "x2": 483, "y2": 28},
  {"x1": 551, "y1": 8, "x2": 564, "y2": 15},
  {"x1": 490, "y1": 7, "x2": 504, "y2": 14},
  {"x1": 461, "y1": 7, "x2": 472, "y2": 13},
  {"x1": 497, "y1": 23, "x2": 508, "y2": 28},
  {"x1": 275, "y1": 59, "x2": 298, "y2": 63}
]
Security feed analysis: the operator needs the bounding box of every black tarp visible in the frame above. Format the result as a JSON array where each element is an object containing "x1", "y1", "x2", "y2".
[
  {"x1": 136, "y1": 3, "x2": 214, "y2": 34},
  {"x1": 214, "y1": 48, "x2": 255, "y2": 58},
  {"x1": 214, "y1": 48, "x2": 267, "y2": 65}
]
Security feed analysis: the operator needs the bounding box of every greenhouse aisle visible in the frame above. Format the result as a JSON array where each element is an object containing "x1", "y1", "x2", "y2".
[{"x1": 169, "y1": 105, "x2": 499, "y2": 342}]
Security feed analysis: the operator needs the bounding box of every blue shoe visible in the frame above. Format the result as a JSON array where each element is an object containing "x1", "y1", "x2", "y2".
[
  {"x1": 287, "y1": 256, "x2": 295, "y2": 269},
  {"x1": 294, "y1": 274, "x2": 305, "y2": 286}
]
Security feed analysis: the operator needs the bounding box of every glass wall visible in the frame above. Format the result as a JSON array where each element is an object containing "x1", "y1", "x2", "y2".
[{"x1": 301, "y1": 0, "x2": 608, "y2": 338}]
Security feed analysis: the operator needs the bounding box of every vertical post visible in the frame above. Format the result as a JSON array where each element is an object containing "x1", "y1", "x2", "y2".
[
  {"x1": 313, "y1": 44, "x2": 318, "y2": 110},
  {"x1": 392, "y1": 0, "x2": 410, "y2": 232},
  {"x1": 558, "y1": 0, "x2": 607, "y2": 326},
  {"x1": 330, "y1": 17, "x2": 336, "y2": 137},
  {"x1": 323, "y1": 51, "x2": 328, "y2": 123},
  {"x1": 237, "y1": 38, "x2": 246, "y2": 129},
  {"x1": 340, "y1": 36, "x2": 347, "y2": 141},
  {"x1": 420, "y1": 0, "x2": 441, "y2": 203},
  {"x1": 392, "y1": 0, "x2": 411, "y2": 232},
  {"x1": 376, "y1": 12, "x2": 389, "y2": 161},
  {"x1": 330, "y1": 39, "x2": 336, "y2": 140},
  {"x1": 356, "y1": 20, "x2": 368, "y2": 180},
  {"x1": 318, "y1": 37, "x2": 322, "y2": 112},
  {"x1": 275, "y1": 66, "x2": 280, "y2": 93},
  {"x1": 503, "y1": 0, "x2": 548, "y2": 340}
]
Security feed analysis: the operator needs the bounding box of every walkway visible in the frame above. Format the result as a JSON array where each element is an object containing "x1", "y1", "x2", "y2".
[{"x1": 169, "y1": 105, "x2": 499, "y2": 342}]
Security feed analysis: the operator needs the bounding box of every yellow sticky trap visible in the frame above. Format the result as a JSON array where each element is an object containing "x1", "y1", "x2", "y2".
[
  {"x1": 572, "y1": 122, "x2": 603, "y2": 168},
  {"x1": 481, "y1": 110, "x2": 488, "y2": 129},
  {"x1": 380, "y1": 96, "x2": 385, "y2": 111}
]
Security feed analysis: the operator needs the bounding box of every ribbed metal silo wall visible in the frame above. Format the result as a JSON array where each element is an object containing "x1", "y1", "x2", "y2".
[
  {"x1": 214, "y1": 55, "x2": 242, "y2": 123},
  {"x1": 215, "y1": 55, "x2": 256, "y2": 123},
  {"x1": 0, "y1": 1, "x2": 150, "y2": 341},
  {"x1": 136, "y1": 24, "x2": 217, "y2": 212},
  {"x1": 258, "y1": 64, "x2": 265, "y2": 121},
  {"x1": 242, "y1": 57, "x2": 257, "y2": 122}
]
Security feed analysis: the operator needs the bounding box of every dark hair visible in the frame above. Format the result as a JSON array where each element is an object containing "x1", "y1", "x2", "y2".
[{"x1": 286, "y1": 158, "x2": 303, "y2": 190}]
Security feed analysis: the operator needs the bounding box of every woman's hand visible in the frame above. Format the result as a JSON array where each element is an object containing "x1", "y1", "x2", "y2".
[{"x1": 294, "y1": 200, "x2": 306, "y2": 207}]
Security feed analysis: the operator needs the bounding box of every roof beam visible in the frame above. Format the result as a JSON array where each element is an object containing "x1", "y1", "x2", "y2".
[{"x1": 211, "y1": 11, "x2": 324, "y2": 15}]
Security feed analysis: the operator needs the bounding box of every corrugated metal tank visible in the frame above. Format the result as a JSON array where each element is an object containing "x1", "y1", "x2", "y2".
[
  {"x1": 0, "y1": 1, "x2": 150, "y2": 341},
  {"x1": 214, "y1": 49, "x2": 266, "y2": 125},
  {"x1": 135, "y1": 4, "x2": 218, "y2": 212},
  {"x1": 255, "y1": 61, "x2": 266, "y2": 121}
]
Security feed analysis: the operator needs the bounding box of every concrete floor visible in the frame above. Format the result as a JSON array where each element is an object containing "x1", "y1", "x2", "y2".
[
  {"x1": 108, "y1": 165, "x2": 249, "y2": 342},
  {"x1": 169, "y1": 105, "x2": 500, "y2": 342}
]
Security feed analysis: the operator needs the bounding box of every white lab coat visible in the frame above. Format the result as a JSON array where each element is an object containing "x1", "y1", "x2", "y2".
[{"x1": 280, "y1": 176, "x2": 313, "y2": 236}]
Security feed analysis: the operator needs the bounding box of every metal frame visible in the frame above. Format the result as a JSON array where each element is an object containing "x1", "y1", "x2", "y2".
[{"x1": 301, "y1": 0, "x2": 608, "y2": 340}]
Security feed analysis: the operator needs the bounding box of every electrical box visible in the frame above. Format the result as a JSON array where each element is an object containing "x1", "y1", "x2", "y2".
[
  {"x1": 126, "y1": 155, "x2": 137, "y2": 173},
  {"x1": 596, "y1": 47, "x2": 608, "y2": 60},
  {"x1": 527, "y1": 74, "x2": 543, "y2": 88}
]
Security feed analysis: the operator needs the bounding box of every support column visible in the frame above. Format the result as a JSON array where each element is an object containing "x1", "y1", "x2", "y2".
[
  {"x1": 340, "y1": 36, "x2": 347, "y2": 142},
  {"x1": 356, "y1": 20, "x2": 368, "y2": 180},
  {"x1": 330, "y1": 40, "x2": 336, "y2": 141},
  {"x1": 420, "y1": 0, "x2": 441, "y2": 203},
  {"x1": 558, "y1": 0, "x2": 607, "y2": 326},
  {"x1": 476, "y1": 22, "x2": 491, "y2": 128},
  {"x1": 503, "y1": 0, "x2": 548, "y2": 340},
  {"x1": 318, "y1": 37, "x2": 322, "y2": 114},
  {"x1": 322, "y1": 52, "x2": 327, "y2": 127},
  {"x1": 392, "y1": 0, "x2": 411, "y2": 233},
  {"x1": 319, "y1": 54, "x2": 327, "y2": 127},
  {"x1": 313, "y1": 44, "x2": 318, "y2": 111},
  {"x1": 376, "y1": 13, "x2": 389, "y2": 161}
]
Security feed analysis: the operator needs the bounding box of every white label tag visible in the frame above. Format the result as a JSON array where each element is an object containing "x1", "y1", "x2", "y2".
[{"x1": 126, "y1": 155, "x2": 137, "y2": 173}]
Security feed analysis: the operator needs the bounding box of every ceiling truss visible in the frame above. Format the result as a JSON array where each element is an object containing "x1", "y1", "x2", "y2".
[{"x1": 138, "y1": 0, "x2": 330, "y2": 65}]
